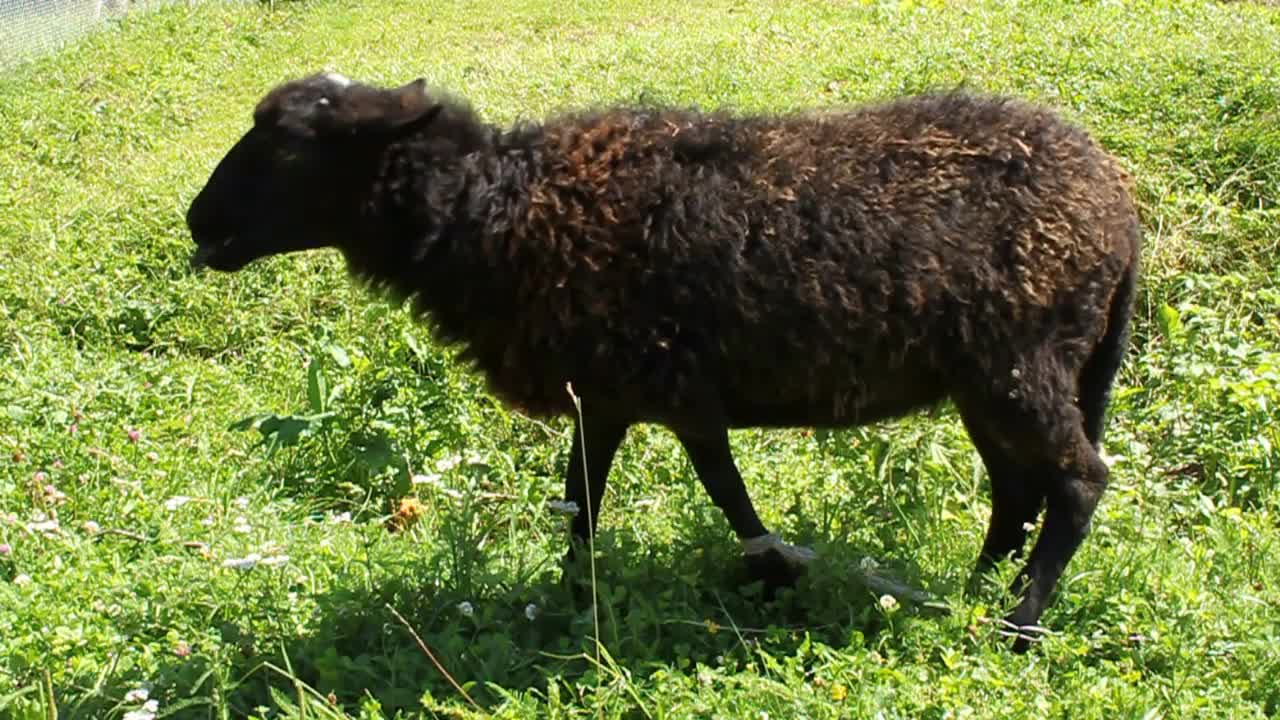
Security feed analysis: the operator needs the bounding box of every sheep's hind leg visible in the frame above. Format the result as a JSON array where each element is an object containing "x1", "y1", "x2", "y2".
[
  {"x1": 674, "y1": 422, "x2": 816, "y2": 596},
  {"x1": 1004, "y1": 435, "x2": 1107, "y2": 652},
  {"x1": 561, "y1": 416, "x2": 628, "y2": 568},
  {"x1": 959, "y1": 417, "x2": 1046, "y2": 596},
  {"x1": 960, "y1": 384, "x2": 1109, "y2": 652}
]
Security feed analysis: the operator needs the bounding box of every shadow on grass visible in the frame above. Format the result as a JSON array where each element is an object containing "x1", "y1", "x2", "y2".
[
  {"x1": 214, "y1": 520, "x2": 947, "y2": 716},
  {"x1": 39, "y1": 496, "x2": 961, "y2": 720}
]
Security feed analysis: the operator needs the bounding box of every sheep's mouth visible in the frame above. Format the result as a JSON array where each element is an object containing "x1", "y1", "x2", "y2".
[{"x1": 190, "y1": 237, "x2": 250, "y2": 272}]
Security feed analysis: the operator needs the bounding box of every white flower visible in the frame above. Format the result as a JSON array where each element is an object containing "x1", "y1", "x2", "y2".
[
  {"x1": 124, "y1": 687, "x2": 150, "y2": 703},
  {"x1": 859, "y1": 556, "x2": 880, "y2": 572},
  {"x1": 234, "y1": 496, "x2": 250, "y2": 509},
  {"x1": 13, "y1": 574, "x2": 32, "y2": 586},
  {"x1": 1022, "y1": 522, "x2": 1036, "y2": 532},
  {"x1": 524, "y1": 603, "x2": 539, "y2": 621},
  {"x1": 200, "y1": 516, "x2": 215, "y2": 527},
  {"x1": 26, "y1": 518, "x2": 59, "y2": 534},
  {"x1": 435, "y1": 455, "x2": 461, "y2": 472},
  {"x1": 547, "y1": 500, "x2": 580, "y2": 517},
  {"x1": 232, "y1": 517, "x2": 251, "y2": 534},
  {"x1": 260, "y1": 555, "x2": 289, "y2": 568},
  {"x1": 221, "y1": 553, "x2": 261, "y2": 570},
  {"x1": 123, "y1": 700, "x2": 159, "y2": 720},
  {"x1": 164, "y1": 496, "x2": 192, "y2": 511},
  {"x1": 411, "y1": 473, "x2": 440, "y2": 486},
  {"x1": 878, "y1": 594, "x2": 899, "y2": 612},
  {"x1": 82, "y1": 520, "x2": 101, "y2": 534},
  {"x1": 456, "y1": 601, "x2": 474, "y2": 617},
  {"x1": 330, "y1": 511, "x2": 352, "y2": 524}
]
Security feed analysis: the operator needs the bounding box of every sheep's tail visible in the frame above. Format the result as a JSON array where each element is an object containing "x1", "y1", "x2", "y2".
[{"x1": 1077, "y1": 237, "x2": 1140, "y2": 450}]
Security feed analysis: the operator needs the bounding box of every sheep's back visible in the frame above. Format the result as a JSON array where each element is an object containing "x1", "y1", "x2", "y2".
[{"x1": 468, "y1": 93, "x2": 1137, "y2": 421}]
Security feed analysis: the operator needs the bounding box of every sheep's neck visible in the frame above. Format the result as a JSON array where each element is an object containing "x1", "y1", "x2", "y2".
[{"x1": 348, "y1": 128, "x2": 556, "y2": 411}]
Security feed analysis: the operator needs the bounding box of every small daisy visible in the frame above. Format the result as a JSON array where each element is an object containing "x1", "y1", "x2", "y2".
[
  {"x1": 221, "y1": 553, "x2": 261, "y2": 570},
  {"x1": 164, "y1": 496, "x2": 192, "y2": 511},
  {"x1": 878, "y1": 594, "x2": 899, "y2": 612}
]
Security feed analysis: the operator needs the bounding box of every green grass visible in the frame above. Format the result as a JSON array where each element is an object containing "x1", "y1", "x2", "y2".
[{"x1": 2, "y1": 0, "x2": 1279, "y2": 717}]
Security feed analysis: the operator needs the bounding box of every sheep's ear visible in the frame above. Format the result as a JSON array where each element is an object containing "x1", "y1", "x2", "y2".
[
  {"x1": 255, "y1": 75, "x2": 443, "y2": 139},
  {"x1": 365, "y1": 78, "x2": 444, "y2": 137}
]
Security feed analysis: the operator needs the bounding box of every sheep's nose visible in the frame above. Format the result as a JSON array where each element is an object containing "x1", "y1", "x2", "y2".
[{"x1": 185, "y1": 199, "x2": 217, "y2": 242}]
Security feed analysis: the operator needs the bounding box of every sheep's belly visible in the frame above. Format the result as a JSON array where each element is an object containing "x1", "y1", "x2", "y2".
[{"x1": 718, "y1": 368, "x2": 947, "y2": 429}]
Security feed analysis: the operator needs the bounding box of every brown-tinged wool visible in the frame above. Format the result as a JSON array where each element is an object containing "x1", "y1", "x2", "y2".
[
  {"x1": 186, "y1": 75, "x2": 1141, "y2": 647},
  {"x1": 342, "y1": 93, "x2": 1138, "y2": 435}
]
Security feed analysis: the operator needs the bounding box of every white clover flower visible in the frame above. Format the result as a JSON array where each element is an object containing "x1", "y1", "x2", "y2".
[
  {"x1": 878, "y1": 594, "x2": 899, "y2": 612},
  {"x1": 859, "y1": 556, "x2": 880, "y2": 572},
  {"x1": 164, "y1": 496, "x2": 192, "y2": 511},
  {"x1": 456, "y1": 601, "x2": 474, "y2": 617},
  {"x1": 221, "y1": 553, "x2": 261, "y2": 570},
  {"x1": 524, "y1": 603, "x2": 539, "y2": 621},
  {"x1": 26, "y1": 518, "x2": 59, "y2": 534},
  {"x1": 547, "y1": 500, "x2": 580, "y2": 517},
  {"x1": 123, "y1": 700, "x2": 159, "y2": 720},
  {"x1": 124, "y1": 687, "x2": 150, "y2": 703}
]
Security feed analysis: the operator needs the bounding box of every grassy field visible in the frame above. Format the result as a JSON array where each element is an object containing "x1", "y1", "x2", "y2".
[{"x1": 2, "y1": 0, "x2": 1279, "y2": 717}]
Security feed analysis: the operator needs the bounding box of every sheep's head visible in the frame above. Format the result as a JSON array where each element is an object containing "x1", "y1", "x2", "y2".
[{"x1": 186, "y1": 72, "x2": 443, "y2": 272}]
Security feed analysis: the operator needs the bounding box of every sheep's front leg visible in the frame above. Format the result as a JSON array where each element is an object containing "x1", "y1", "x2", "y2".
[
  {"x1": 674, "y1": 423, "x2": 816, "y2": 593},
  {"x1": 561, "y1": 416, "x2": 628, "y2": 565}
]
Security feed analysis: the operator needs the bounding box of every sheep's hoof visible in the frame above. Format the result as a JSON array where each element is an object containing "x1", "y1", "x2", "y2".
[{"x1": 743, "y1": 548, "x2": 806, "y2": 600}]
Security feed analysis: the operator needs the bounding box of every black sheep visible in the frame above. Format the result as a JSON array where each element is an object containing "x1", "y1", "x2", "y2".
[{"x1": 186, "y1": 72, "x2": 1141, "y2": 649}]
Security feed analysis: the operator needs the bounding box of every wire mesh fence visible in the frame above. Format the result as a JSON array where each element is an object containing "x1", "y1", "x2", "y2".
[{"x1": 0, "y1": 0, "x2": 197, "y2": 69}]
